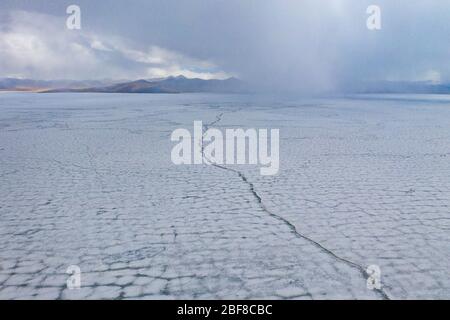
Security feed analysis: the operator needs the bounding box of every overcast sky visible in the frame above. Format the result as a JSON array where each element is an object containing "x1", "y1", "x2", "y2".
[{"x1": 1, "y1": 0, "x2": 450, "y2": 92}]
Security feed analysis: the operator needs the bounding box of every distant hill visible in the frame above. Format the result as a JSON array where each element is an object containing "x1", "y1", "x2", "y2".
[
  {"x1": 149, "y1": 75, "x2": 245, "y2": 93},
  {"x1": 0, "y1": 78, "x2": 113, "y2": 92},
  {"x1": 350, "y1": 81, "x2": 450, "y2": 94},
  {"x1": 67, "y1": 79, "x2": 179, "y2": 93},
  {"x1": 6, "y1": 77, "x2": 450, "y2": 95},
  {"x1": 40, "y1": 76, "x2": 246, "y2": 94}
]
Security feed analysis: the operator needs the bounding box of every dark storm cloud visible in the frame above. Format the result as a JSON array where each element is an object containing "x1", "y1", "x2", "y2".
[{"x1": 1, "y1": 0, "x2": 450, "y2": 92}]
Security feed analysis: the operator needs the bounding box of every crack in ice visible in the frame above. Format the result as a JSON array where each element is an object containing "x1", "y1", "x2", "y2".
[{"x1": 201, "y1": 110, "x2": 391, "y2": 300}]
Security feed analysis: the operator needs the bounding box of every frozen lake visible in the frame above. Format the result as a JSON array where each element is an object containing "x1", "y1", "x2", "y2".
[{"x1": 0, "y1": 92, "x2": 449, "y2": 299}]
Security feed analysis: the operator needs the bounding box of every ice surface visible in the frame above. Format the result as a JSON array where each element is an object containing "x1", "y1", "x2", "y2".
[{"x1": 0, "y1": 92, "x2": 449, "y2": 299}]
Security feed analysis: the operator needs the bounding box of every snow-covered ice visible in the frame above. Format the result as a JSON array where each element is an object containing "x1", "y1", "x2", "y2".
[{"x1": 0, "y1": 92, "x2": 449, "y2": 299}]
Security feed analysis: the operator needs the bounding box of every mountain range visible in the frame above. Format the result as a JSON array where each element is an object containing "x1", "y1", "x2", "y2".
[
  {"x1": 0, "y1": 78, "x2": 111, "y2": 92},
  {"x1": 0, "y1": 76, "x2": 246, "y2": 94},
  {"x1": 348, "y1": 80, "x2": 450, "y2": 94},
  {"x1": 3, "y1": 77, "x2": 450, "y2": 94}
]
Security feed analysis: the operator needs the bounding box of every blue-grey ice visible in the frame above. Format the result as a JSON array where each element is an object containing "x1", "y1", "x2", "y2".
[{"x1": 0, "y1": 92, "x2": 449, "y2": 299}]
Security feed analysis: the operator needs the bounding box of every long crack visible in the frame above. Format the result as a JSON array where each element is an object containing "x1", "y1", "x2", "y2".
[{"x1": 200, "y1": 110, "x2": 391, "y2": 300}]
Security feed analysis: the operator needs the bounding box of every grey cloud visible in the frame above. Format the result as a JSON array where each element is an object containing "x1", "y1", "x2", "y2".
[{"x1": 1, "y1": 0, "x2": 449, "y2": 92}]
